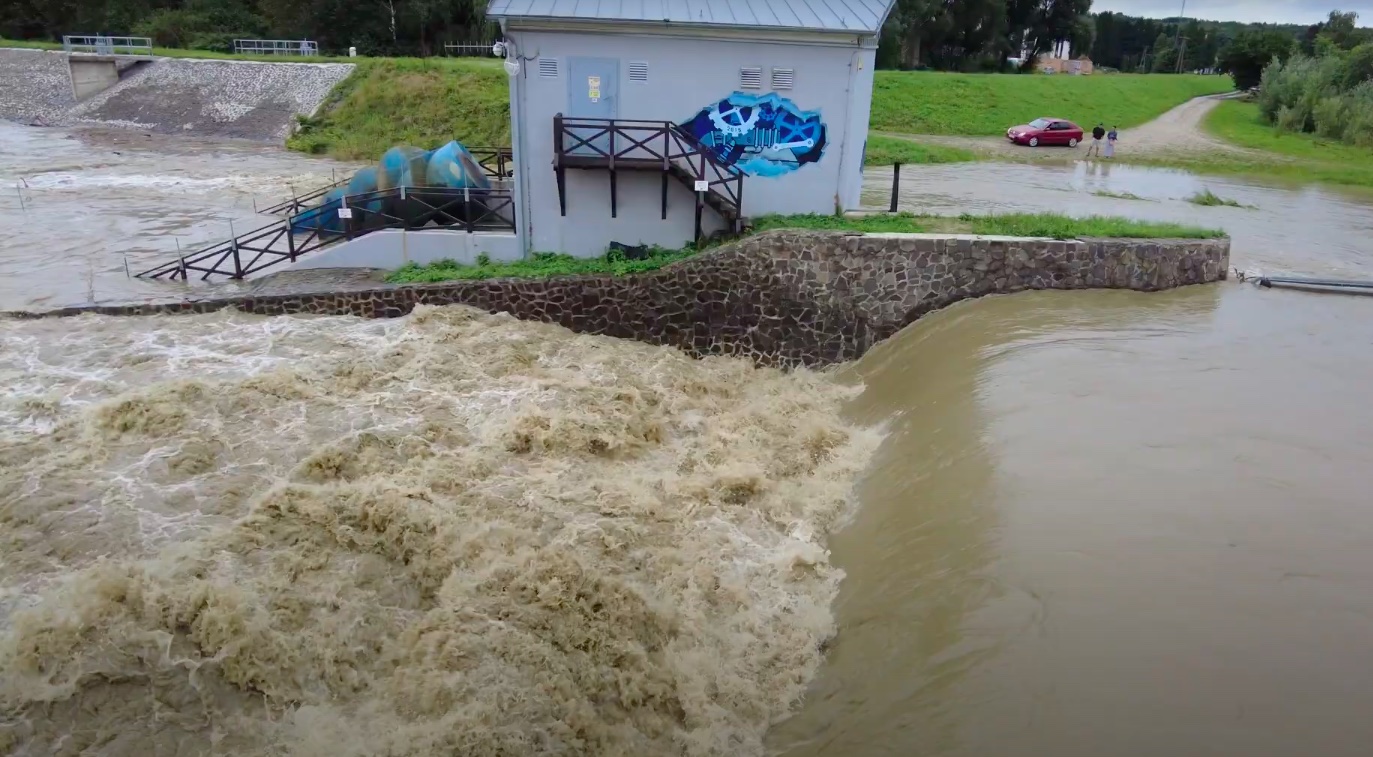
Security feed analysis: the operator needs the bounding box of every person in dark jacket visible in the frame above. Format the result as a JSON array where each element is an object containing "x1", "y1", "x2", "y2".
[{"x1": 1087, "y1": 123, "x2": 1106, "y2": 157}]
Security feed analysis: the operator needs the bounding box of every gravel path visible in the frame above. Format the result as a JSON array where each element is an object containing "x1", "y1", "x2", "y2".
[
  {"x1": 878, "y1": 93, "x2": 1250, "y2": 162},
  {"x1": 0, "y1": 48, "x2": 353, "y2": 142}
]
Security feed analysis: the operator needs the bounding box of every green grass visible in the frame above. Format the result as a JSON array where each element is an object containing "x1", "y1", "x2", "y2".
[
  {"x1": 1186, "y1": 188, "x2": 1249, "y2": 207},
  {"x1": 870, "y1": 72, "x2": 1232, "y2": 136},
  {"x1": 287, "y1": 58, "x2": 510, "y2": 159},
  {"x1": 1093, "y1": 190, "x2": 1148, "y2": 200},
  {"x1": 752, "y1": 212, "x2": 1225, "y2": 239},
  {"x1": 864, "y1": 135, "x2": 978, "y2": 166},
  {"x1": 1166, "y1": 99, "x2": 1373, "y2": 189},
  {"x1": 387, "y1": 248, "x2": 696, "y2": 283}
]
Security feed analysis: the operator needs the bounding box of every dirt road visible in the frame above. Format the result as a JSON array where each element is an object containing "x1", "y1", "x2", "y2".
[{"x1": 878, "y1": 93, "x2": 1249, "y2": 163}]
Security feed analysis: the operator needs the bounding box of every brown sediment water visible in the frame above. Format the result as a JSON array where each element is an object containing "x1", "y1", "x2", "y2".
[
  {"x1": 0, "y1": 307, "x2": 881, "y2": 755},
  {"x1": 5, "y1": 129, "x2": 1373, "y2": 756}
]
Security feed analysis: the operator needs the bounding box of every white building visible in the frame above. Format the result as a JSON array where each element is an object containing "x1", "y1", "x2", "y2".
[{"x1": 488, "y1": 0, "x2": 898, "y2": 258}]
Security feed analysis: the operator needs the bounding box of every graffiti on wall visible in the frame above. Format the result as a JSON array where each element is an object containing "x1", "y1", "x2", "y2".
[{"x1": 680, "y1": 92, "x2": 827, "y2": 178}]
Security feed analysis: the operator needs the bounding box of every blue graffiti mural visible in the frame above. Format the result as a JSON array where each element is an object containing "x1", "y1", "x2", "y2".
[{"x1": 680, "y1": 92, "x2": 827, "y2": 177}]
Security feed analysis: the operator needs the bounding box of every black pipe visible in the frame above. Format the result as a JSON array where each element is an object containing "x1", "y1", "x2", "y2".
[{"x1": 889, "y1": 162, "x2": 902, "y2": 213}]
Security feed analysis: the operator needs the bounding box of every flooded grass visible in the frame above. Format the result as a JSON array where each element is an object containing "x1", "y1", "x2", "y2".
[
  {"x1": 1094, "y1": 190, "x2": 1149, "y2": 201},
  {"x1": 1187, "y1": 189, "x2": 1251, "y2": 207}
]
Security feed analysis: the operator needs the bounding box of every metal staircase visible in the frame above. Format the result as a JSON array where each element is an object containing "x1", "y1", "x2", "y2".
[{"x1": 553, "y1": 115, "x2": 747, "y2": 243}]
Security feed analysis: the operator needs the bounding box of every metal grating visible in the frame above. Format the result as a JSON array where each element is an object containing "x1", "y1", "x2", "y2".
[
  {"x1": 771, "y1": 67, "x2": 795, "y2": 89},
  {"x1": 537, "y1": 57, "x2": 559, "y2": 78},
  {"x1": 628, "y1": 61, "x2": 648, "y2": 82},
  {"x1": 739, "y1": 66, "x2": 763, "y2": 89}
]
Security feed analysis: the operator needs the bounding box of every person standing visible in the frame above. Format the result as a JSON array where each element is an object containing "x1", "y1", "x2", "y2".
[
  {"x1": 1087, "y1": 123, "x2": 1106, "y2": 157},
  {"x1": 1105, "y1": 125, "x2": 1118, "y2": 159}
]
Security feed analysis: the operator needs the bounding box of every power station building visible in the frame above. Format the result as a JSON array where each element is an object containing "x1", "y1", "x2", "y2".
[{"x1": 488, "y1": 0, "x2": 897, "y2": 258}]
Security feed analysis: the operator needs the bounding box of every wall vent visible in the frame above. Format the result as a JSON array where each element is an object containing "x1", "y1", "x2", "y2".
[
  {"x1": 739, "y1": 66, "x2": 763, "y2": 89},
  {"x1": 537, "y1": 58, "x2": 559, "y2": 78},
  {"x1": 771, "y1": 67, "x2": 795, "y2": 89},
  {"x1": 628, "y1": 61, "x2": 649, "y2": 82}
]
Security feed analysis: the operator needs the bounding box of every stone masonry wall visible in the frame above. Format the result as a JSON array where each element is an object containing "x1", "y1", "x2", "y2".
[{"x1": 7, "y1": 231, "x2": 1230, "y2": 368}]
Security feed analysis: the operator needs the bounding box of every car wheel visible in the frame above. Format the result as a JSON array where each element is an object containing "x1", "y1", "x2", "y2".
[
  {"x1": 1068, "y1": 138, "x2": 1079, "y2": 147},
  {"x1": 1028, "y1": 137, "x2": 1039, "y2": 147}
]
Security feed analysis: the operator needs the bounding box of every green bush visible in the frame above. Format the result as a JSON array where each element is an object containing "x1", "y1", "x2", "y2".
[
  {"x1": 1277, "y1": 104, "x2": 1308, "y2": 133},
  {"x1": 1314, "y1": 96, "x2": 1349, "y2": 139},
  {"x1": 1345, "y1": 94, "x2": 1373, "y2": 147},
  {"x1": 134, "y1": 10, "x2": 209, "y2": 48},
  {"x1": 1343, "y1": 43, "x2": 1373, "y2": 89}
]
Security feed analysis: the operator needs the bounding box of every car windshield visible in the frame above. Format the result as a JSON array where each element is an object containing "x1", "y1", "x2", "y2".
[{"x1": 1027, "y1": 118, "x2": 1051, "y2": 129}]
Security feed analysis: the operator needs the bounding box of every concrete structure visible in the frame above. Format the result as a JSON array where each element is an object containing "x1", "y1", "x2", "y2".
[
  {"x1": 487, "y1": 0, "x2": 898, "y2": 258},
  {"x1": 283, "y1": 229, "x2": 523, "y2": 272},
  {"x1": 1039, "y1": 55, "x2": 1095, "y2": 75},
  {"x1": 14, "y1": 230, "x2": 1231, "y2": 368},
  {"x1": 67, "y1": 56, "x2": 122, "y2": 99}
]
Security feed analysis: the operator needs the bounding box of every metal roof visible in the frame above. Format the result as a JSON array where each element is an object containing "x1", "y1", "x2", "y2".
[{"x1": 486, "y1": 0, "x2": 895, "y2": 34}]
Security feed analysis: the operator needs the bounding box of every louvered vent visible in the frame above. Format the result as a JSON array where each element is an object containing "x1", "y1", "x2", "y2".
[
  {"x1": 771, "y1": 67, "x2": 795, "y2": 89},
  {"x1": 628, "y1": 61, "x2": 648, "y2": 82},
  {"x1": 537, "y1": 58, "x2": 559, "y2": 78},
  {"x1": 739, "y1": 66, "x2": 763, "y2": 89}
]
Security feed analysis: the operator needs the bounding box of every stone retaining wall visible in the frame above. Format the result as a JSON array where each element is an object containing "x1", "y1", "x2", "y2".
[{"x1": 8, "y1": 230, "x2": 1230, "y2": 367}]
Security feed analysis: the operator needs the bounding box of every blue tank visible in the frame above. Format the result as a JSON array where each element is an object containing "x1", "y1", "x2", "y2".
[{"x1": 426, "y1": 141, "x2": 492, "y2": 190}]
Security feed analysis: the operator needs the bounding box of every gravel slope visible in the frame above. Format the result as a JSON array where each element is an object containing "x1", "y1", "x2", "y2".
[{"x1": 0, "y1": 48, "x2": 353, "y2": 142}]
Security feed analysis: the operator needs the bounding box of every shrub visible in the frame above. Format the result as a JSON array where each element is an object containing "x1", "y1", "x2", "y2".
[
  {"x1": 134, "y1": 10, "x2": 209, "y2": 48},
  {"x1": 1314, "y1": 96, "x2": 1349, "y2": 139},
  {"x1": 1344, "y1": 95, "x2": 1373, "y2": 147},
  {"x1": 1343, "y1": 43, "x2": 1373, "y2": 89},
  {"x1": 1277, "y1": 104, "x2": 1308, "y2": 133}
]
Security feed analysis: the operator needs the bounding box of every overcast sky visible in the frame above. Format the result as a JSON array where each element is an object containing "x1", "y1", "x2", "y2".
[{"x1": 1092, "y1": 0, "x2": 1373, "y2": 25}]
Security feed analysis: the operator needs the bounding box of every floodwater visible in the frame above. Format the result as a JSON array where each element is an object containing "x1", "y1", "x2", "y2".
[
  {"x1": 3, "y1": 124, "x2": 1373, "y2": 756},
  {"x1": 768, "y1": 163, "x2": 1373, "y2": 757},
  {"x1": 0, "y1": 120, "x2": 350, "y2": 310}
]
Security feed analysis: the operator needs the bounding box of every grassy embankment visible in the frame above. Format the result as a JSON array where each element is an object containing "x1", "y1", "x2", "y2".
[
  {"x1": 387, "y1": 212, "x2": 1224, "y2": 283},
  {"x1": 869, "y1": 71, "x2": 1232, "y2": 136},
  {"x1": 1149, "y1": 99, "x2": 1373, "y2": 189}
]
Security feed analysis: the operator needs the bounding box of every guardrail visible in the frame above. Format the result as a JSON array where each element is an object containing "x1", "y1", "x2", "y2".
[
  {"x1": 137, "y1": 186, "x2": 516, "y2": 281},
  {"x1": 62, "y1": 35, "x2": 153, "y2": 56},
  {"x1": 444, "y1": 41, "x2": 498, "y2": 57},
  {"x1": 233, "y1": 39, "x2": 318, "y2": 56}
]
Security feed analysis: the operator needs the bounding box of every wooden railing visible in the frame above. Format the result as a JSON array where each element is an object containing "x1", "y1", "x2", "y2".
[
  {"x1": 553, "y1": 115, "x2": 746, "y2": 241},
  {"x1": 137, "y1": 187, "x2": 515, "y2": 281},
  {"x1": 258, "y1": 146, "x2": 515, "y2": 216}
]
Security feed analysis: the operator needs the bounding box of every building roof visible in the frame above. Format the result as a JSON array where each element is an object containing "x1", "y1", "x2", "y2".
[{"x1": 487, "y1": 0, "x2": 896, "y2": 35}]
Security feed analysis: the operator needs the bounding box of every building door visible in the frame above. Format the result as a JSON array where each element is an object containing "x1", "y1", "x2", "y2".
[{"x1": 565, "y1": 57, "x2": 619, "y2": 157}]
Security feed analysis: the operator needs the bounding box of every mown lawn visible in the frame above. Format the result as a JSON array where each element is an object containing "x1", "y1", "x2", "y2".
[
  {"x1": 864, "y1": 135, "x2": 978, "y2": 165},
  {"x1": 387, "y1": 212, "x2": 1225, "y2": 283},
  {"x1": 870, "y1": 72, "x2": 1232, "y2": 136},
  {"x1": 287, "y1": 58, "x2": 511, "y2": 159}
]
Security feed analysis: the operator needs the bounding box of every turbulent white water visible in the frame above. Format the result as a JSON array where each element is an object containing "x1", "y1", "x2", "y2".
[{"x1": 0, "y1": 306, "x2": 881, "y2": 756}]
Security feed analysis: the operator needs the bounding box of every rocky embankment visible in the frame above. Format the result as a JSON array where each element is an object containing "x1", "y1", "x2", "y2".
[{"x1": 0, "y1": 48, "x2": 351, "y2": 142}]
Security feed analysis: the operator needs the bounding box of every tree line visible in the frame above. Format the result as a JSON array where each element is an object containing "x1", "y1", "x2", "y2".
[{"x1": 0, "y1": 0, "x2": 494, "y2": 56}]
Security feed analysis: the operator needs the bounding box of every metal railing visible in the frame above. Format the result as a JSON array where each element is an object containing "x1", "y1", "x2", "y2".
[
  {"x1": 233, "y1": 39, "x2": 318, "y2": 56},
  {"x1": 553, "y1": 115, "x2": 746, "y2": 241},
  {"x1": 137, "y1": 187, "x2": 516, "y2": 281},
  {"x1": 62, "y1": 35, "x2": 153, "y2": 56},
  {"x1": 444, "y1": 41, "x2": 497, "y2": 57},
  {"x1": 257, "y1": 146, "x2": 515, "y2": 216}
]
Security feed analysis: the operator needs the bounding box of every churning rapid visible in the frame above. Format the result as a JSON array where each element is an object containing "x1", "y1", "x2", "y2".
[{"x1": 0, "y1": 307, "x2": 881, "y2": 755}]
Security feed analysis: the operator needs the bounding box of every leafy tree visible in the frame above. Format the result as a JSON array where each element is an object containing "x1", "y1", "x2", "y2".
[{"x1": 1220, "y1": 28, "x2": 1295, "y2": 90}]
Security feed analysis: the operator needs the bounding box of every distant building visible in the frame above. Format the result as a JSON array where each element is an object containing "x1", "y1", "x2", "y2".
[
  {"x1": 487, "y1": 0, "x2": 898, "y2": 258},
  {"x1": 1038, "y1": 55, "x2": 1095, "y2": 76}
]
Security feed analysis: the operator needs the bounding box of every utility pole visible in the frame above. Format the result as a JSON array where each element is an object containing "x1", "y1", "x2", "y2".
[{"x1": 1173, "y1": 0, "x2": 1188, "y2": 73}]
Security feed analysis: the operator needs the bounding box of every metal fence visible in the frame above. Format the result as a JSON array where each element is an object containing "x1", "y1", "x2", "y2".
[
  {"x1": 62, "y1": 35, "x2": 153, "y2": 56},
  {"x1": 444, "y1": 41, "x2": 498, "y2": 57},
  {"x1": 233, "y1": 39, "x2": 319, "y2": 56}
]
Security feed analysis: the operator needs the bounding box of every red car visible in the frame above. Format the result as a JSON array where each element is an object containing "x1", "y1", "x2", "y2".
[{"x1": 1006, "y1": 118, "x2": 1084, "y2": 148}]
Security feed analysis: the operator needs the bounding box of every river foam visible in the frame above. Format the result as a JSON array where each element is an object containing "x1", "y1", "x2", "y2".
[{"x1": 0, "y1": 306, "x2": 880, "y2": 755}]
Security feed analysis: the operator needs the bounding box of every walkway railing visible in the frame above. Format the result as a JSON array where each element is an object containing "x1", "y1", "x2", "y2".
[
  {"x1": 553, "y1": 115, "x2": 746, "y2": 240},
  {"x1": 233, "y1": 39, "x2": 319, "y2": 56},
  {"x1": 137, "y1": 187, "x2": 515, "y2": 281},
  {"x1": 258, "y1": 146, "x2": 515, "y2": 216},
  {"x1": 62, "y1": 35, "x2": 153, "y2": 56}
]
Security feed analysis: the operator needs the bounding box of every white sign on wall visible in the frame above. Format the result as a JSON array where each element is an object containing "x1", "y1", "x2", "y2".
[
  {"x1": 588, "y1": 75, "x2": 601, "y2": 102},
  {"x1": 694, "y1": 180, "x2": 709, "y2": 192},
  {"x1": 337, "y1": 207, "x2": 353, "y2": 219}
]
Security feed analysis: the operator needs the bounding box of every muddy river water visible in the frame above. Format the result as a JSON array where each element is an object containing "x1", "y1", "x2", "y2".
[{"x1": 3, "y1": 123, "x2": 1373, "y2": 755}]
